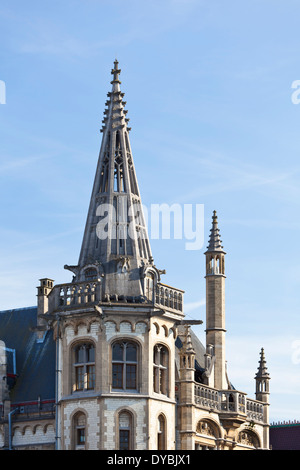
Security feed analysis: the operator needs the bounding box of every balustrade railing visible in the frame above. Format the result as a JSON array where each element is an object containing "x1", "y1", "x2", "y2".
[
  {"x1": 48, "y1": 280, "x2": 102, "y2": 312},
  {"x1": 194, "y1": 384, "x2": 220, "y2": 411},
  {"x1": 155, "y1": 283, "x2": 184, "y2": 313},
  {"x1": 194, "y1": 385, "x2": 264, "y2": 423},
  {"x1": 220, "y1": 390, "x2": 246, "y2": 414},
  {"x1": 246, "y1": 398, "x2": 264, "y2": 423}
]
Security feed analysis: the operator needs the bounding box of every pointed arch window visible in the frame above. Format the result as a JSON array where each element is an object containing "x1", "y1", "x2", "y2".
[
  {"x1": 146, "y1": 272, "x2": 155, "y2": 302},
  {"x1": 128, "y1": 158, "x2": 139, "y2": 196},
  {"x1": 157, "y1": 414, "x2": 166, "y2": 450},
  {"x1": 84, "y1": 267, "x2": 97, "y2": 281},
  {"x1": 153, "y1": 344, "x2": 169, "y2": 396},
  {"x1": 112, "y1": 341, "x2": 138, "y2": 391},
  {"x1": 118, "y1": 411, "x2": 133, "y2": 450},
  {"x1": 114, "y1": 131, "x2": 126, "y2": 193},
  {"x1": 73, "y1": 412, "x2": 86, "y2": 450},
  {"x1": 73, "y1": 342, "x2": 95, "y2": 392},
  {"x1": 99, "y1": 133, "x2": 110, "y2": 193},
  {"x1": 99, "y1": 159, "x2": 109, "y2": 193}
]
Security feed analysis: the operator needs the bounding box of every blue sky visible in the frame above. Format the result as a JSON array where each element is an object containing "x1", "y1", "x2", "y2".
[{"x1": 1, "y1": 0, "x2": 300, "y2": 423}]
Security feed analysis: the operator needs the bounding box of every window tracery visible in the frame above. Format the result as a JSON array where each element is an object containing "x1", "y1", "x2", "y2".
[
  {"x1": 112, "y1": 341, "x2": 138, "y2": 391},
  {"x1": 72, "y1": 342, "x2": 95, "y2": 392}
]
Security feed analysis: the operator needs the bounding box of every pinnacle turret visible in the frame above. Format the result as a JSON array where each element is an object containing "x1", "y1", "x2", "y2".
[
  {"x1": 255, "y1": 348, "x2": 270, "y2": 404},
  {"x1": 180, "y1": 326, "x2": 195, "y2": 373},
  {"x1": 205, "y1": 210, "x2": 225, "y2": 254},
  {"x1": 182, "y1": 326, "x2": 195, "y2": 355},
  {"x1": 255, "y1": 348, "x2": 270, "y2": 379}
]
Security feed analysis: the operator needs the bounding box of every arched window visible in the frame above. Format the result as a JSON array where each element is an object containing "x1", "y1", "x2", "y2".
[
  {"x1": 146, "y1": 272, "x2": 154, "y2": 301},
  {"x1": 112, "y1": 341, "x2": 138, "y2": 391},
  {"x1": 153, "y1": 344, "x2": 169, "y2": 396},
  {"x1": 113, "y1": 131, "x2": 126, "y2": 193},
  {"x1": 118, "y1": 411, "x2": 133, "y2": 450},
  {"x1": 73, "y1": 343, "x2": 95, "y2": 392},
  {"x1": 84, "y1": 267, "x2": 97, "y2": 281},
  {"x1": 157, "y1": 414, "x2": 166, "y2": 450},
  {"x1": 73, "y1": 412, "x2": 86, "y2": 450}
]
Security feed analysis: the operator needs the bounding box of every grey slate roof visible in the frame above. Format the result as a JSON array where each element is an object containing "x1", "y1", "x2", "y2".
[{"x1": 0, "y1": 307, "x2": 56, "y2": 404}]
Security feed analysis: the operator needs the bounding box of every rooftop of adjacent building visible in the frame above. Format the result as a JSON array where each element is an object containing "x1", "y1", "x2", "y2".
[
  {"x1": 0, "y1": 306, "x2": 56, "y2": 404},
  {"x1": 270, "y1": 420, "x2": 300, "y2": 427},
  {"x1": 269, "y1": 420, "x2": 300, "y2": 450}
]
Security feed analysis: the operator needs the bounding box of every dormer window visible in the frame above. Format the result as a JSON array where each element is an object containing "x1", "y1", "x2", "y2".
[
  {"x1": 84, "y1": 268, "x2": 97, "y2": 281},
  {"x1": 146, "y1": 272, "x2": 154, "y2": 302}
]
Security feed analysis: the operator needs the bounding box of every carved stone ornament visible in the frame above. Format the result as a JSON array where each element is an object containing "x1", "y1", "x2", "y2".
[
  {"x1": 237, "y1": 431, "x2": 257, "y2": 447},
  {"x1": 197, "y1": 421, "x2": 216, "y2": 437}
]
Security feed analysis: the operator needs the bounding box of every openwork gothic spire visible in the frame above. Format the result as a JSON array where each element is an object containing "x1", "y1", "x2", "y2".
[{"x1": 66, "y1": 61, "x2": 153, "y2": 298}]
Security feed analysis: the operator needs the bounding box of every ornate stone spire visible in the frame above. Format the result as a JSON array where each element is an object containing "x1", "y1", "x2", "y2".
[
  {"x1": 255, "y1": 348, "x2": 270, "y2": 404},
  {"x1": 182, "y1": 325, "x2": 195, "y2": 355},
  {"x1": 100, "y1": 59, "x2": 131, "y2": 135},
  {"x1": 180, "y1": 326, "x2": 195, "y2": 373},
  {"x1": 255, "y1": 348, "x2": 270, "y2": 379},
  {"x1": 66, "y1": 60, "x2": 153, "y2": 299},
  {"x1": 205, "y1": 210, "x2": 225, "y2": 254}
]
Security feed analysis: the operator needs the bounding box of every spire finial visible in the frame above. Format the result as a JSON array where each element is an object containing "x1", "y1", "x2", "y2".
[{"x1": 111, "y1": 59, "x2": 121, "y2": 86}]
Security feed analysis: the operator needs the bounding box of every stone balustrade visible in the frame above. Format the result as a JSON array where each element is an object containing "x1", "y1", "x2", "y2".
[
  {"x1": 194, "y1": 385, "x2": 264, "y2": 423},
  {"x1": 246, "y1": 398, "x2": 264, "y2": 423},
  {"x1": 194, "y1": 384, "x2": 220, "y2": 411},
  {"x1": 155, "y1": 283, "x2": 184, "y2": 313},
  {"x1": 48, "y1": 280, "x2": 102, "y2": 312}
]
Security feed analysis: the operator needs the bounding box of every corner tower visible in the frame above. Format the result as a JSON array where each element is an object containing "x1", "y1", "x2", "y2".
[{"x1": 204, "y1": 211, "x2": 227, "y2": 390}]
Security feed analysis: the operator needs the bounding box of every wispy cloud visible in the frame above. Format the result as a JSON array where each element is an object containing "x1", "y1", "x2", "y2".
[
  {"x1": 182, "y1": 154, "x2": 300, "y2": 201},
  {"x1": 184, "y1": 298, "x2": 205, "y2": 314},
  {"x1": 14, "y1": 227, "x2": 83, "y2": 249},
  {"x1": 144, "y1": 133, "x2": 300, "y2": 204},
  {"x1": 0, "y1": 154, "x2": 51, "y2": 173}
]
